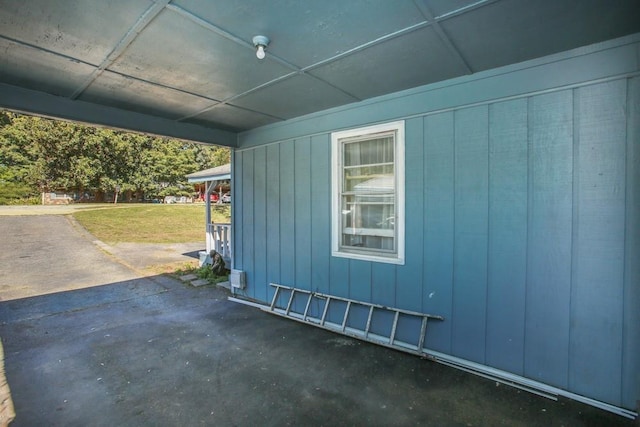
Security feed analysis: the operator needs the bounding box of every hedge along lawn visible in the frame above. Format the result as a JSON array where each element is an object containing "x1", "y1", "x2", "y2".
[{"x1": 72, "y1": 204, "x2": 231, "y2": 244}]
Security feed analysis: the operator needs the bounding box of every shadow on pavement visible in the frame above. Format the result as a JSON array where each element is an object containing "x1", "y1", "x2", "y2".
[
  {"x1": 0, "y1": 275, "x2": 633, "y2": 427},
  {"x1": 182, "y1": 250, "x2": 201, "y2": 259}
]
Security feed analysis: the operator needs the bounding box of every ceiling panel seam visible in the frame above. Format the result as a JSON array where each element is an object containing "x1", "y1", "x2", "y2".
[
  {"x1": 178, "y1": 69, "x2": 362, "y2": 123},
  {"x1": 219, "y1": 103, "x2": 284, "y2": 121},
  {"x1": 305, "y1": 74, "x2": 361, "y2": 101},
  {"x1": 99, "y1": 69, "x2": 222, "y2": 103},
  {"x1": 165, "y1": 4, "x2": 361, "y2": 106},
  {"x1": 70, "y1": 0, "x2": 171, "y2": 100},
  {"x1": 0, "y1": 32, "x2": 223, "y2": 109},
  {"x1": 176, "y1": 73, "x2": 297, "y2": 121},
  {"x1": 301, "y1": 21, "x2": 431, "y2": 73},
  {"x1": 0, "y1": 34, "x2": 97, "y2": 67},
  {"x1": 185, "y1": 102, "x2": 286, "y2": 125},
  {"x1": 166, "y1": 4, "x2": 256, "y2": 53},
  {"x1": 167, "y1": 4, "x2": 304, "y2": 74},
  {"x1": 179, "y1": 99, "x2": 286, "y2": 123},
  {"x1": 413, "y1": 0, "x2": 473, "y2": 74},
  {"x1": 296, "y1": 0, "x2": 497, "y2": 75},
  {"x1": 434, "y1": 0, "x2": 499, "y2": 21}
]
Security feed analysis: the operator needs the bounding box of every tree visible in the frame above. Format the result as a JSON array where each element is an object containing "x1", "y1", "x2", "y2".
[
  {"x1": 193, "y1": 142, "x2": 230, "y2": 170},
  {"x1": 145, "y1": 138, "x2": 199, "y2": 197},
  {"x1": 0, "y1": 113, "x2": 44, "y2": 201},
  {"x1": 0, "y1": 111, "x2": 230, "y2": 204}
]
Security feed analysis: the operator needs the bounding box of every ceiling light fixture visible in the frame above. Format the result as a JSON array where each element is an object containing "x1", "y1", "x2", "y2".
[{"x1": 252, "y1": 35, "x2": 269, "y2": 60}]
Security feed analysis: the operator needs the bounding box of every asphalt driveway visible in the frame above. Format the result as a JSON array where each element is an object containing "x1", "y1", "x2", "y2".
[
  {"x1": 0, "y1": 211, "x2": 635, "y2": 426},
  {"x1": 0, "y1": 215, "x2": 139, "y2": 301},
  {"x1": 0, "y1": 212, "x2": 201, "y2": 301}
]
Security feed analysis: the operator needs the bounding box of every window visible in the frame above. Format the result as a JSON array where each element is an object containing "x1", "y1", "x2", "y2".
[{"x1": 331, "y1": 121, "x2": 404, "y2": 264}]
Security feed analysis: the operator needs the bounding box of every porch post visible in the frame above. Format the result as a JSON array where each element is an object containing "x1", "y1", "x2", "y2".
[{"x1": 205, "y1": 180, "x2": 214, "y2": 253}]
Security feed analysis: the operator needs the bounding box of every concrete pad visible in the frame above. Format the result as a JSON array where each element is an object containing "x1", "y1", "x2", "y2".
[
  {"x1": 0, "y1": 340, "x2": 15, "y2": 426},
  {"x1": 189, "y1": 279, "x2": 210, "y2": 287},
  {"x1": 0, "y1": 278, "x2": 634, "y2": 427},
  {"x1": 179, "y1": 274, "x2": 198, "y2": 282},
  {"x1": 216, "y1": 281, "x2": 231, "y2": 291},
  {"x1": 103, "y1": 242, "x2": 203, "y2": 272}
]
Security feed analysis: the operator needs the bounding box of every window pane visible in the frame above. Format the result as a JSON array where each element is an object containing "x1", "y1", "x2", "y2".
[
  {"x1": 341, "y1": 234, "x2": 394, "y2": 251},
  {"x1": 344, "y1": 136, "x2": 393, "y2": 167},
  {"x1": 343, "y1": 164, "x2": 394, "y2": 193},
  {"x1": 340, "y1": 133, "x2": 396, "y2": 252},
  {"x1": 342, "y1": 195, "x2": 394, "y2": 229}
]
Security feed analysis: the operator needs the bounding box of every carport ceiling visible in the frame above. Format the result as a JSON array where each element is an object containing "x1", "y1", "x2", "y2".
[{"x1": 1, "y1": 0, "x2": 639, "y2": 147}]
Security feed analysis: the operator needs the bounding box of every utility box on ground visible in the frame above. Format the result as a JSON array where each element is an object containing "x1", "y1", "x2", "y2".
[{"x1": 230, "y1": 269, "x2": 246, "y2": 290}]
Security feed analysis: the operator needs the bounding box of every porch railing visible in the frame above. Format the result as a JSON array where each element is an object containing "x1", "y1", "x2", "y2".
[{"x1": 206, "y1": 222, "x2": 232, "y2": 263}]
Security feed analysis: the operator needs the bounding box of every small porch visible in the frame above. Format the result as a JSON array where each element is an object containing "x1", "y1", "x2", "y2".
[
  {"x1": 186, "y1": 164, "x2": 232, "y2": 266},
  {"x1": 205, "y1": 222, "x2": 232, "y2": 266}
]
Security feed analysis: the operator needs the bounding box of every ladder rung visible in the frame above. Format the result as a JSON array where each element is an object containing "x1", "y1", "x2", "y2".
[
  {"x1": 302, "y1": 293, "x2": 313, "y2": 320},
  {"x1": 341, "y1": 301, "x2": 352, "y2": 331},
  {"x1": 389, "y1": 311, "x2": 400, "y2": 345},
  {"x1": 285, "y1": 289, "x2": 296, "y2": 315},
  {"x1": 364, "y1": 306, "x2": 374, "y2": 338},
  {"x1": 417, "y1": 316, "x2": 428, "y2": 352},
  {"x1": 320, "y1": 296, "x2": 331, "y2": 325},
  {"x1": 269, "y1": 286, "x2": 281, "y2": 311}
]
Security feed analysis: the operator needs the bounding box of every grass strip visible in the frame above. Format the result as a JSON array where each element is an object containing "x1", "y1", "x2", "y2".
[{"x1": 73, "y1": 204, "x2": 230, "y2": 244}]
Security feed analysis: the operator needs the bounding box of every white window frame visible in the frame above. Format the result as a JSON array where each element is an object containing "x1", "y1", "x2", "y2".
[{"x1": 331, "y1": 121, "x2": 405, "y2": 265}]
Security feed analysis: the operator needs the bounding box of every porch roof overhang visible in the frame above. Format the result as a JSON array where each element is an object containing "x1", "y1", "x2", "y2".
[
  {"x1": 0, "y1": 1, "x2": 638, "y2": 147},
  {"x1": 186, "y1": 164, "x2": 231, "y2": 183}
]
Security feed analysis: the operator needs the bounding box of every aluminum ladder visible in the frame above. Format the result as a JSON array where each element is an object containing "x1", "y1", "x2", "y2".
[{"x1": 266, "y1": 283, "x2": 444, "y2": 356}]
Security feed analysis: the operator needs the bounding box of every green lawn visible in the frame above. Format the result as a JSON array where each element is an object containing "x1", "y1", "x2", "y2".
[{"x1": 72, "y1": 204, "x2": 230, "y2": 244}]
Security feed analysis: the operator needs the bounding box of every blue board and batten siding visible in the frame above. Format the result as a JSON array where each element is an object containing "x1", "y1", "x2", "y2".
[{"x1": 232, "y1": 35, "x2": 640, "y2": 411}]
